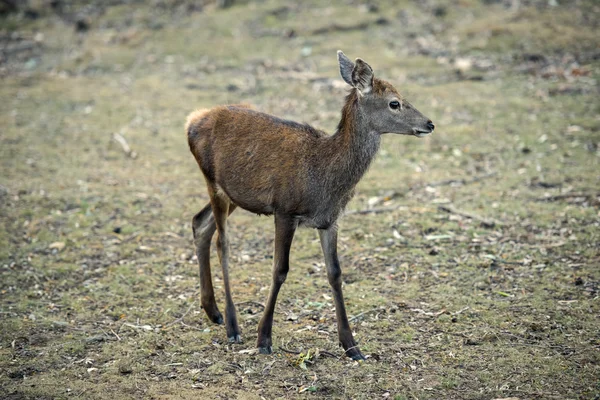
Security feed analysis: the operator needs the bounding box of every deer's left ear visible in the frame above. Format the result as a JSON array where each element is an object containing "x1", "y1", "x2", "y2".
[{"x1": 352, "y1": 58, "x2": 373, "y2": 94}]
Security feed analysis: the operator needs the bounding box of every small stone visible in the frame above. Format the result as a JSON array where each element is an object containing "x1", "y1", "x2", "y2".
[
  {"x1": 118, "y1": 360, "x2": 133, "y2": 374},
  {"x1": 49, "y1": 242, "x2": 66, "y2": 251},
  {"x1": 75, "y1": 16, "x2": 90, "y2": 32}
]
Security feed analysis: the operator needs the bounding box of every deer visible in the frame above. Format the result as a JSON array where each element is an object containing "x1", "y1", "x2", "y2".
[{"x1": 186, "y1": 51, "x2": 434, "y2": 360}]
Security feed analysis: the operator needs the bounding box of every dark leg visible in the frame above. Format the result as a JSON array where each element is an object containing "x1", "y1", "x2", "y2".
[
  {"x1": 207, "y1": 186, "x2": 241, "y2": 343},
  {"x1": 257, "y1": 213, "x2": 297, "y2": 354},
  {"x1": 319, "y1": 226, "x2": 365, "y2": 361},
  {"x1": 192, "y1": 202, "x2": 236, "y2": 325}
]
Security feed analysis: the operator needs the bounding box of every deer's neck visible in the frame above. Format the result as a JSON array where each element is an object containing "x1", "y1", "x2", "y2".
[{"x1": 324, "y1": 90, "x2": 381, "y2": 193}]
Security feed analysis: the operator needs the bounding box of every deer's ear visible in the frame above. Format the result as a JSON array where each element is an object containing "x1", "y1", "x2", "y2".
[
  {"x1": 352, "y1": 58, "x2": 374, "y2": 94},
  {"x1": 337, "y1": 50, "x2": 354, "y2": 87}
]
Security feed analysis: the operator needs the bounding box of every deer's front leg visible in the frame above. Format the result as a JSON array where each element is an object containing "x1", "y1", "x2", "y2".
[
  {"x1": 257, "y1": 214, "x2": 297, "y2": 354},
  {"x1": 319, "y1": 226, "x2": 365, "y2": 361}
]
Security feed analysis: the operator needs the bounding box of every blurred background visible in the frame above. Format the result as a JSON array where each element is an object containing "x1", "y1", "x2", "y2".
[{"x1": 1, "y1": 1, "x2": 598, "y2": 399}]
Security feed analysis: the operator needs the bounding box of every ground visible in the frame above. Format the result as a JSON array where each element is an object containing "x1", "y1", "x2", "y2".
[{"x1": 0, "y1": 0, "x2": 599, "y2": 399}]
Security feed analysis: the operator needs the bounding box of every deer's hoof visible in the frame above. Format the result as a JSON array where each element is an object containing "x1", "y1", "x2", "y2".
[
  {"x1": 258, "y1": 346, "x2": 272, "y2": 355},
  {"x1": 202, "y1": 304, "x2": 224, "y2": 325},
  {"x1": 346, "y1": 348, "x2": 366, "y2": 361},
  {"x1": 228, "y1": 334, "x2": 242, "y2": 344},
  {"x1": 212, "y1": 313, "x2": 224, "y2": 325}
]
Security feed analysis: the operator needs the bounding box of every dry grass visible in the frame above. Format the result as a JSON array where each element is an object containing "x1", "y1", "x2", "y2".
[{"x1": 1, "y1": 0, "x2": 599, "y2": 398}]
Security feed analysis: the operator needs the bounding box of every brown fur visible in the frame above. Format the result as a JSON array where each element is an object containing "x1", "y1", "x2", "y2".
[
  {"x1": 187, "y1": 103, "x2": 359, "y2": 224},
  {"x1": 372, "y1": 78, "x2": 401, "y2": 97}
]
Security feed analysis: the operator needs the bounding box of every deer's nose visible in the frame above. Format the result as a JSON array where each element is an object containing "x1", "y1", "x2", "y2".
[{"x1": 427, "y1": 121, "x2": 435, "y2": 131}]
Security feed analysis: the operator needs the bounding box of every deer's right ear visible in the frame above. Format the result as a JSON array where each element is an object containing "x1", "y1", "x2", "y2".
[
  {"x1": 351, "y1": 58, "x2": 373, "y2": 94},
  {"x1": 337, "y1": 50, "x2": 355, "y2": 86}
]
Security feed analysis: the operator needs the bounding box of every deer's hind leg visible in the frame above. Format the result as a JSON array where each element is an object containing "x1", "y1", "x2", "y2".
[
  {"x1": 207, "y1": 184, "x2": 242, "y2": 343},
  {"x1": 192, "y1": 202, "x2": 237, "y2": 325}
]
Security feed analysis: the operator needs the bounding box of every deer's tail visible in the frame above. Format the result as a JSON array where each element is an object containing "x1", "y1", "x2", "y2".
[{"x1": 185, "y1": 109, "x2": 210, "y2": 138}]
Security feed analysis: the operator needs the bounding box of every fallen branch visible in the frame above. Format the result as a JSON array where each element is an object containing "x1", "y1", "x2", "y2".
[
  {"x1": 410, "y1": 308, "x2": 447, "y2": 318},
  {"x1": 452, "y1": 307, "x2": 470, "y2": 315},
  {"x1": 345, "y1": 206, "x2": 400, "y2": 216},
  {"x1": 84, "y1": 334, "x2": 114, "y2": 343},
  {"x1": 179, "y1": 321, "x2": 204, "y2": 331},
  {"x1": 424, "y1": 171, "x2": 498, "y2": 189},
  {"x1": 235, "y1": 301, "x2": 265, "y2": 310},
  {"x1": 279, "y1": 346, "x2": 301, "y2": 354},
  {"x1": 311, "y1": 18, "x2": 388, "y2": 35},
  {"x1": 534, "y1": 192, "x2": 596, "y2": 202},
  {"x1": 110, "y1": 328, "x2": 121, "y2": 341},
  {"x1": 319, "y1": 350, "x2": 338, "y2": 358},
  {"x1": 342, "y1": 345, "x2": 363, "y2": 360},
  {"x1": 112, "y1": 132, "x2": 137, "y2": 159},
  {"x1": 122, "y1": 323, "x2": 153, "y2": 331},
  {"x1": 165, "y1": 303, "x2": 195, "y2": 327},
  {"x1": 491, "y1": 257, "x2": 524, "y2": 266},
  {"x1": 438, "y1": 204, "x2": 503, "y2": 228},
  {"x1": 349, "y1": 307, "x2": 384, "y2": 322},
  {"x1": 279, "y1": 346, "x2": 338, "y2": 360}
]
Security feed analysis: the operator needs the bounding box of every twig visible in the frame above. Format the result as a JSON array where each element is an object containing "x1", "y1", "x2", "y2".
[
  {"x1": 452, "y1": 307, "x2": 470, "y2": 315},
  {"x1": 438, "y1": 204, "x2": 503, "y2": 228},
  {"x1": 110, "y1": 328, "x2": 121, "y2": 341},
  {"x1": 433, "y1": 171, "x2": 497, "y2": 187},
  {"x1": 492, "y1": 257, "x2": 524, "y2": 266},
  {"x1": 410, "y1": 308, "x2": 447, "y2": 317},
  {"x1": 166, "y1": 303, "x2": 195, "y2": 327},
  {"x1": 85, "y1": 334, "x2": 113, "y2": 343},
  {"x1": 122, "y1": 323, "x2": 153, "y2": 331},
  {"x1": 341, "y1": 345, "x2": 361, "y2": 359},
  {"x1": 534, "y1": 192, "x2": 595, "y2": 202},
  {"x1": 112, "y1": 132, "x2": 137, "y2": 159},
  {"x1": 235, "y1": 301, "x2": 265, "y2": 310},
  {"x1": 120, "y1": 232, "x2": 140, "y2": 243},
  {"x1": 279, "y1": 346, "x2": 337, "y2": 359},
  {"x1": 319, "y1": 350, "x2": 338, "y2": 358},
  {"x1": 349, "y1": 307, "x2": 383, "y2": 322},
  {"x1": 346, "y1": 206, "x2": 401, "y2": 215},
  {"x1": 179, "y1": 321, "x2": 204, "y2": 331},
  {"x1": 312, "y1": 21, "x2": 373, "y2": 35},
  {"x1": 280, "y1": 346, "x2": 301, "y2": 354}
]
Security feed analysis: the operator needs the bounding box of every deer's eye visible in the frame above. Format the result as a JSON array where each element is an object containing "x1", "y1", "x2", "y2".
[{"x1": 389, "y1": 101, "x2": 400, "y2": 110}]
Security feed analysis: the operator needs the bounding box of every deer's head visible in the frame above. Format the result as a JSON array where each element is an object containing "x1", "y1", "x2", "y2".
[{"x1": 338, "y1": 51, "x2": 434, "y2": 137}]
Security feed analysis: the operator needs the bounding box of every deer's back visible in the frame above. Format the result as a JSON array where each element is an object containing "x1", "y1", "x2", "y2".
[{"x1": 187, "y1": 105, "x2": 326, "y2": 217}]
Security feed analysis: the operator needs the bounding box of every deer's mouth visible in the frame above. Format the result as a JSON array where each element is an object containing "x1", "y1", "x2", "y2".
[
  {"x1": 412, "y1": 128, "x2": 433, "y2": 137},
  {"x1": 413, "y1": 121, "x2": 435, "y2": 137}
]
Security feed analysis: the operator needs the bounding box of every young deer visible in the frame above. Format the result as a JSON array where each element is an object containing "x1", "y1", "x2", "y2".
[{"x1": 186, "y1": 51, "x2": 434, "y2": 360}]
